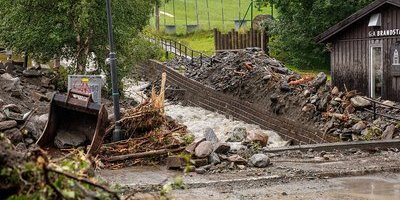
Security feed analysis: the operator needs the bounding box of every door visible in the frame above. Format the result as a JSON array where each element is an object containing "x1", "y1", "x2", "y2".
[{"x1": 370, "y1": 42, "x2": 383, "y2": 98}]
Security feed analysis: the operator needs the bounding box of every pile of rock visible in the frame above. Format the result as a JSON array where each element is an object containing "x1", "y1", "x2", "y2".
[
  {"x1": 165, "y1": 48, "x2": 400, "y2": 142},
  {"x1": 304, "y1": 85, "x2": 400, "y2": 141},
  {"x1": 0, "y1": 71, "x2": 54, "y2": 150},
  {"x1": 167, "y1": 127, "x2": 272, "y2": 174}
]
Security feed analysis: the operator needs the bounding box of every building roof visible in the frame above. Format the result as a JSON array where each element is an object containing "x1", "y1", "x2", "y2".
[{"x1": 316, "y1": 0, "x2": 400, "y2": 43}]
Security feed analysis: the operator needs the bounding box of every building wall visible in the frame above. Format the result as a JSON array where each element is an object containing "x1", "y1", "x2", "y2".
[{"x1": 330, "y1": 4, "x2": 400, "y2": 101}]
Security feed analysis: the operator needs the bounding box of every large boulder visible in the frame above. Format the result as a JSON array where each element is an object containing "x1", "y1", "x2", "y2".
[
  {"x1": 311, "y1": 72, "x2": 327, "y2": 89},
  {"x1": 350, "y1": 96, "x2": 371, "y2": 108},
  {"x1": 249, "y1": 154, "x2": 270, "y2": 168},
  {"x1": 382, "y1": 125, "x2": 395, "y2": 140},
  {"x1": 195, "y1": 141, "x2": 213, "y2": 158},
  {"x1": 203, "y1": 128, "x2": 218, "y2": 144},
  {"x1": 54, "y1": 132, "x2": 87, "y2": 149},
  {"x1": 185, "y1": 137, "x2": 206, "y2": 154},
  {"x1": 226, "y1": 127, "x2": 247, "y2": 142},
  {"x1": 0, "y1": 120, "x2": 17, "y2": 131},
  {"x1": 247, "y1": 132, "x2": 268, "y2": 147}
]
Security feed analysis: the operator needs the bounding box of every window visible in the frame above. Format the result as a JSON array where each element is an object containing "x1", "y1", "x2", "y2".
[{"x1": 368, "y1": 13, "x2": 382, "y2": 27}]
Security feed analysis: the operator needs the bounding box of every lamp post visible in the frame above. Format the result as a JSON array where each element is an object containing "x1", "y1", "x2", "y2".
[{"x1": 105, "y1": 0, "x2": 122, "y2": 142}]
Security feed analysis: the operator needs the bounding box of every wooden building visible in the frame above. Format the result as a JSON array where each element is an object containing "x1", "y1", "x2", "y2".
[{"x1": 317, "y1": 0, "x2": 400, "y2": 101}]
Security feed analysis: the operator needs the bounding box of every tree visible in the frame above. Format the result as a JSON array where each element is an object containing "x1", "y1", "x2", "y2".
[
  {"x1": 265, "y1": 0, "x2": 374, "y2": 69},
  {"x1": 0, "y1": 0, "x2": 159, "y2": 74}
]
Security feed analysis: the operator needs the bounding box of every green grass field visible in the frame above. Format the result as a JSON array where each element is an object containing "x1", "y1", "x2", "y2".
[{"x1": 151, "y1": 0, "x2": 274, "y2": 33}]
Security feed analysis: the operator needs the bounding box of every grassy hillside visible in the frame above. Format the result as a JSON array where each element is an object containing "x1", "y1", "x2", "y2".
[{"x1": 151, "y1": 0, "x2": 274, "y2": 33}]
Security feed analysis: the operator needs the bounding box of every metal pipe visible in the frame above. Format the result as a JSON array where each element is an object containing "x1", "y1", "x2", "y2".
[{"x1": 106, "y1": 0, "x2": 122, "y2": 142}]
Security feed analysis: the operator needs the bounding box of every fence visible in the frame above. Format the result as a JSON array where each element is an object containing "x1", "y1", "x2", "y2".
[
  {"x1": 214, "y1": 28, "x2": 268, "y2": 52},
  {"x1": 153, "y1": 0, "x2": 275, "y2": 33},
  {"x1": 362, "y1": 96, "x2": 400, "y2": 121},
  {"x1": 140, "y1": 60, "x2": 335, "y2": 145}
]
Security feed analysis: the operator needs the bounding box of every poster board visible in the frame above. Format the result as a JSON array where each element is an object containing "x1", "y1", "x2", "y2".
[{"x1": 68, "y1": 75, "x2": 104, "y2": 103}]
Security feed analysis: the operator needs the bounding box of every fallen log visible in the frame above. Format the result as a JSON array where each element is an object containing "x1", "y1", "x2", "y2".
[{"x1": 106, "y1": 147, "x2": 185, "y2": 162}]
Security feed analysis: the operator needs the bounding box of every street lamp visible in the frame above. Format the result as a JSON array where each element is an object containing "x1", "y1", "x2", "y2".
[{"x1": 105, "y1": 0, "x2": 122, "y2": 142}]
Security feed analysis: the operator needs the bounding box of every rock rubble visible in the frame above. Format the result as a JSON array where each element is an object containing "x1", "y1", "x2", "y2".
[{"x1": 165, "y1": 48, "x2": 400, "y2": 142}]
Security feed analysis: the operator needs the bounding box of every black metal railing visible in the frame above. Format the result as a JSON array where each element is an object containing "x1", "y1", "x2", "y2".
[
  {"x1": 144, "y1": 35, "x2": 211, "y2": 67},
  {"x1": 362, "y1": 96, "x2": 400, "y2": 121}
]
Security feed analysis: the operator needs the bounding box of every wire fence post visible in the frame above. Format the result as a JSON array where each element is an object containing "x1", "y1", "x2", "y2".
[
  {"x1": 238, "y1": 0, "x2": 241, "y2": 20},
  {"x1": 221, "y1": 0, "x2": 225, "y2": 30},
  {"x1": 184, "y1": 0, "x2": 188, "y2": 34},
  {"x1": 206, "y1": 0, "x2": 211, "y2": 30},
  {"x1": 250, "y1": 1, "x2": 253, "y2": 29},
  {"x1": 195, "y1": 0, "x2": 199, "y2": 26},
  {"x1": 173, "y1": 0, "x2": 176, "y2": 25}
]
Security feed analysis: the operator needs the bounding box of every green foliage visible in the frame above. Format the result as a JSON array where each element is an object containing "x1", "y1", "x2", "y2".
[
  {"x1": 265, "y1": 0, "x2": 374, "y2": 70},
  {"x1": 159, "y1": 176, "x2": 185, "y2": 197},
  {"x1": 182, "y1": 134, "x2": 195, "y2": 145},
  {"x1": 0, "y1": 0, "x2": 160, "y2": 94},
  {"x1": 54, "y1": 67, "x2": 71, "y2": 92},
  {"x1": 363, "y1": 126, "x2": 382, "y2": 141}
]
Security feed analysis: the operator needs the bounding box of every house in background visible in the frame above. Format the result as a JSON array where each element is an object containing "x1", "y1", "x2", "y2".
[{"x1": 317, "y1": 0, "x2": 400, "y2": 101}]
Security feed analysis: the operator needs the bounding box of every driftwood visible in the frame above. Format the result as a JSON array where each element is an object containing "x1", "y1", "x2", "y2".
[
  {"x1": 288, "y1": 76, "x2": 314, "y2": 85},
  {"x1": 322, "y1": 112, "x2": 349, "y2": 121},
  {"x1": 106, "y1": 147, "x2": 185, "y2": 162}
]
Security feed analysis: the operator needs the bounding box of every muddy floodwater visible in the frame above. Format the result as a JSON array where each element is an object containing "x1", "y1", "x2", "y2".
[
  {"x1": 166, "y1": 175, "x2": 400, "y2": 200},
  {"x1": 328, "y1": 176, "x2": 400, "y2": 200}
]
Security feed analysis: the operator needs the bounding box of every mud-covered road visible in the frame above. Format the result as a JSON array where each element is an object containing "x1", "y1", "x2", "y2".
[{"x1": 100, "y1": 148, "x2": 400, "y2": 199}]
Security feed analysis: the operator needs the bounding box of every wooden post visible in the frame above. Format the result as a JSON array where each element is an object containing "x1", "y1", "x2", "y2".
[
  {"x1": 228, "y1": 31, "x2": 233, "y2": 49},
  {"x1": 232, "y1": 29, "x2": 237, "y2": 49},
  {"x1": 218, "y1": 31, "x2": 223, "y2": 50},
  {"x1": 214, "y1": 29, "x2": 219, "y2": 51},
  {"x1": 247, "y1": 30, "x2": 251, "y2": 48},
  {"x1": 241, "y1": 34, "x2": 245, "y2": 49},
  {"x1": 261, "y1": 31, "x2": 265, "y2": 52}
]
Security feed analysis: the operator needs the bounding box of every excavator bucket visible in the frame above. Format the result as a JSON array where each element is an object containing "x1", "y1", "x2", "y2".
[{"x1": 37, "y1": 90, "x2": 108, "y2": 156}]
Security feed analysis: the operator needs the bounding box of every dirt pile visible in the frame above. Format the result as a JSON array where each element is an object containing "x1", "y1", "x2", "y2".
[
  {"x1": 0, "y1": 66, "x2": 58, "y2": 149},
  {"x1": 165, "y1": 48, "x2": 400, "y2": 142}
]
